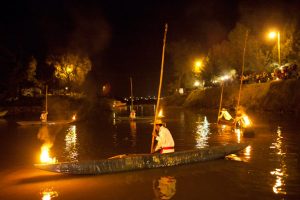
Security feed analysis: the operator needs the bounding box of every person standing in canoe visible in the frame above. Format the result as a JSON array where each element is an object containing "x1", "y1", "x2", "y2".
[
  {"x1": 40, "y1": 111, "x2": 48, "y2": 123},
  {"x1": 153, "y1": 119, "x2": 175, "y2": 154}
]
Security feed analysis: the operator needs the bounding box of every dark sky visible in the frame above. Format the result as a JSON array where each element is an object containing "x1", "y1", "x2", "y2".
[{"x1": 0, "y1": 0, "x2": 298, "y2": 97}]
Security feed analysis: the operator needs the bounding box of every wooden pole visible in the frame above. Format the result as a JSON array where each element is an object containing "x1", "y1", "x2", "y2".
[
  {"x1": 130, "y1": 77, "x2": 134, "y2": 111},
  {"x1": 45, "y1": 85, "x2": 48, "y2": 113},
  {"x1": 151, "y1": 23, "x2": 168, "y2": 153},
  {"x1": 235, "y1": 30, "x2": 248, "y2": 128},
  {"x1": 217, "y1": 82, "x2": 224, "y2": 123},
  {"x1": 236, "y1": 30, "x2": 248, "y2": 114}
]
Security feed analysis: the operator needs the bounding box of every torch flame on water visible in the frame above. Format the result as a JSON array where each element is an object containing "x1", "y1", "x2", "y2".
[
  {"x1": 158, "y1": 109, "x2": 164, "y2": 118},
  {"x1": 40, "y1": 144, "x2": 57, "y2": 164}
]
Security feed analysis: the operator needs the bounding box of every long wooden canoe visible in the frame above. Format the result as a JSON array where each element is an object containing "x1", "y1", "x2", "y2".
[
  {"x1": 116, "y1": 116, "x2": 153, "y2": 121},
  {"x1": 17, "y1": 119, "x2": 75, "y2": 126},
  {"x1": 34, "y1": 143, "x2": 248, "y2": 175}
]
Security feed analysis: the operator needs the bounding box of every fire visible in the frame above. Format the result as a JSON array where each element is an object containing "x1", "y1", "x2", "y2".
[
  {"x1": 41, "y1": 189, "x2": 58, "y2": 200},
  {"x1": 72, "y1": 114, "x2": 76, "y2": 121},
  {"x1": 40, "y1": 144, "x2": 57, "y2": 164},
  {"x1": 158, "y1": 109, "x2": 164, "y2": 118},
  {"x1": 242, "y1": 115, "x2": 251, "y2": 127}
]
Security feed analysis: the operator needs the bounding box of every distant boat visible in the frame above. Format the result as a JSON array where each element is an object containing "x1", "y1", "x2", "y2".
[
  {"x1": 0, "y1": 110, "x2": 8, "y2": 118},
  {"x1": 34, "y1": 143, "x2": 248, "y2": 175},
  {"x1": 16, "y1": 85, "x2": 76, "y2": 126},
  {"x1": 16, "y1": 119, "x2": 75, "y2": 126}
]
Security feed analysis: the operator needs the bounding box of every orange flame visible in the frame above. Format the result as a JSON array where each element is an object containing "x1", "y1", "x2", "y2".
[
  {"x1": 40, "y1": 144, "x2": 57, "y2": 164},
  {"x1": 158, "y1": 109, "x2": 164, "y2": 118},
  {"x1": 72, "y1": 114, "x2": 76, "y2": 121}
]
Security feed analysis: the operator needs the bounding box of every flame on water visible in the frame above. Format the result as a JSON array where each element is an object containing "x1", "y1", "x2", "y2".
[
  {"x1": 41, "y1": 189, "x2": 58, "y2": 200},
  {"x1": 158, "y1": 109, "x2": 164, "y2": 118},
  {"x1": 242, "y1": 115, "x2": 251, "y2": 127},
  {"x1": 72, "y1": 114, "x2": 76, "y2": 121},
  {"x1": 40, "y1": 144, "x2": 57, "y2": 164}
]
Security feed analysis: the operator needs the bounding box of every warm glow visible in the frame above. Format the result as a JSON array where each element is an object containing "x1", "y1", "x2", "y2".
[
  {"x1": 158, "y1": 109, "x2": 164, "y2": 118},
  {"x1": 220, "y1": 75, "x2": 230, "y2": 81},
  {"x1": 41, "y1": 189, "x2": 58, "y2": 200},
  {"x1": 40, "y1": 144, "x2": 57, "y2": 164},
  {"x1": 194, "y1": 60, "x2": 203, "y2": 73},
  {"x1": 194, "y1": 80, "x2": 200, "y2": 87},
  {"x1": 268, "y1": 31, "x2": 277, "y2": 39},
  {"x1": 72, "y1": 114, "x2": 76, "y2": 121},
  {"x1": 242, "y1": 115, "x2": 251, "y2": 127},
  {"x1": 66, "y1": 65, "x2": 73, "y2": 73}
]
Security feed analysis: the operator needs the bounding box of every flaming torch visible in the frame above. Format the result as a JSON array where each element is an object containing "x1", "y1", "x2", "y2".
[
  {"x1": 158, "y1": 109, "x2": 164, "y2": 118},
  {"x1": 72, "y1": 113, "x2": 77, "y2": 121},
  {"x1": 40, "y1": 144, "x2": 57, "y2": 164}
]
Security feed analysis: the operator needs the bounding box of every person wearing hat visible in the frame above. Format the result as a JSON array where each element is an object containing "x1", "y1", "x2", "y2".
[
  {"x1": 40, "y1": 111, "x2": 48, "y2": 123},
  {"x1": 152, "y1": 119, "x2": 175, "y2": 154}
]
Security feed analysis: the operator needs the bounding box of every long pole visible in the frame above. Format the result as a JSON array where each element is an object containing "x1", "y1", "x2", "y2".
[
  {"x1": 45, "y1": 85, "x2": 48, "y2": 113},
  {"x1": 150, "y1": 23, "x2": 168, "y2": 153},
  {"x1": 130, "y1": 77, "x2": 134, "y2": 111},
  {"x1": 278, "y1": 32, "x2": 281, "y2": 67},
  {"x1": 236, "y1": 30, "x2": 248, "y2": 112},
  {"x1": 217, "y1": 82, "x2": 224, "y2": 123}
]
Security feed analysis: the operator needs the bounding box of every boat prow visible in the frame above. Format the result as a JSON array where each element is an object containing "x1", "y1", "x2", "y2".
[{"x1": 34, "y1": 143, "x2": 248, "y2": 175}]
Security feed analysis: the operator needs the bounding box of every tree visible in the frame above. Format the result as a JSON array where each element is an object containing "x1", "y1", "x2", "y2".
[{"x1": 46, "y1": 53, "x2": 92, "y2": 90}]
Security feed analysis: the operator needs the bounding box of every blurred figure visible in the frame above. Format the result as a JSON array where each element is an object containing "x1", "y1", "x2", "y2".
[
  {"x1": 40, "y1": 111, "x2": 48, "y2": 123},
  {"x1": 153, "y1": 176, "x2": 176, "y2": 200}
]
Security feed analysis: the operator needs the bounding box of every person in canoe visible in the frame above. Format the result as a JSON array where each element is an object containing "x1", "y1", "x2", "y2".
[
  {"x1": 40, "y1": 111, "x2": 48, "y2": 123},
  {"x1": 152, "y1": 119, "x2": 175, "y2": 154},
  {"x1": 218, "y1": 108, "x2": 234, "y2": 125}
]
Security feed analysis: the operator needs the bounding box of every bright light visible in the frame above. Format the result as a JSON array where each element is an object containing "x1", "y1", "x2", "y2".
[
  {"x1": 41, "y1": 189, "x2": 58, "y2": 200},
  {"x1": 194, "y1": 80, "x2": 200, "y2": 87},
  {"x1": 242, "y1": 115, "x2": 251, "y2": 127},
  {"x1": 40, "y1": 144, "x2": 57, "y2": 164},
  {"x1": 220, "y1": 75, "x2": 230, "y2": 81},
  {"x1": 158, "y1": 109, "x2": 164, "y2": 118},
  {"x1": 194, "y1": 59, "x2": 203, "y2": 73},
  {"x1": 72, "y1": 114, "x2": 76, "y2": 121},
  {"x1": 268, "y1": 31, "x2": 277, "y2": 39},
  {"x1": 178, "y1": 88, "x2": 184, "y2": 94}
]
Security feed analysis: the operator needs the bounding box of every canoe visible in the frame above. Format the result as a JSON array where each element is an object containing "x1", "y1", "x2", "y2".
[
  {"x1": 116, "y1": 116, "x2": 153, "y2": 121},
  {"x1": 34, "y1": 143, "x2": 248, "y2": 175},
  {"x1": 17, "y1": 119, "x2": 75, "y2": 126}
]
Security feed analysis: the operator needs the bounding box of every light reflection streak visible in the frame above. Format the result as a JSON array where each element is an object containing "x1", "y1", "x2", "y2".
[
  {"x1": 270, "y1": 126, "x2": 287, "y2": 195},
  {"x1": 194, "y1": 116, "x2": 211, "y2": 148},
  {"x1": 153, "y1": 176, "x2": 176, "y2": 200},
  {"x1": 41, "y1": 188, "x2": 58, "y2": 200},
  {"x1": 64, "y1": 125, "x2": 78, "y2": 162},
  {"x1": 130, "y1": 120, "x2": 137, "y2": 147}
]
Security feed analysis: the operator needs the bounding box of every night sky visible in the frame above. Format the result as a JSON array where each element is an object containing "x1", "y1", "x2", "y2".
[{"x1": 0, "y1": 0, "x2": 298, "y2": 97}]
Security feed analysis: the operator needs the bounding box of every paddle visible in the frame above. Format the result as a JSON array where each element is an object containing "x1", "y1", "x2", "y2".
[{"x1": 151, "y1": 23, "x2": 168, "y2": 153}]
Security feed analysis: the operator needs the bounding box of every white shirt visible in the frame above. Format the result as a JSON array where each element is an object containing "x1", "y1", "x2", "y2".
[{"x1": 155, "y1": 126, "x2": 175, "y2": 153}]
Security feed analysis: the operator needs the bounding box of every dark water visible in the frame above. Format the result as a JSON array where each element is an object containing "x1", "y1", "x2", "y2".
[{"x1": 0, "y1": 106, "x2": 299, "y2": 200}]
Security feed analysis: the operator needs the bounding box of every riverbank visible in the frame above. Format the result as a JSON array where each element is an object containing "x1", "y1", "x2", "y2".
[{"x1": 165, "y1": 79, "x2": 300, "y2": 115}]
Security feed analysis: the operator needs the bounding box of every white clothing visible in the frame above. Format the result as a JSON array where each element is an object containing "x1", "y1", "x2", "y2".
[
  {"x1": 155, "y1": 126, "x2": 175, "y2": 153},
  {"x1": 218, "y1": 110, "x2": 233, "y2": 121}
]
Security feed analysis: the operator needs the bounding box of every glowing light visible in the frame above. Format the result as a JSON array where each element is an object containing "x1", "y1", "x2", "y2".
[
  {"x1": 194, "y1": 60, "x2": 203, "y2": 73},
  {"x1": 41, "y1": 189, "x2": 58, "y2": 200},
  {"x1": 220, "y1": 75, "x2": 230, "y2": 81},
  {"x1": 40, "y1": 144, "x2": 57, "y2": 164},
  {"x1": 65, "y1": 125, "x2": 78, "y2": 162},
  {"x1": 195, "y1": 116, "x2": 210, "y2": 148},
  {"x1": 194, "y1": 80, "x2": 200, "y2": 87},
  {"x1": 242, "y1": 115, "x2": 251, "y2": 127},
  {"x1": 270, "y1": 126, "x2": 287, "y2": 195},
  {"x1": 268, "y1": 31, "x2": 277, "y2": 39},
  {"x1": 72, "y1": 114, "x2": 76, "y2": 121},
  {"x1": 158, "y1": 109, "x2": 164, "y2": 118}
]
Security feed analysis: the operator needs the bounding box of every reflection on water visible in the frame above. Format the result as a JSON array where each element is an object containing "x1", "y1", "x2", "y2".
[
  {"x1": 234, "y1": 128, "x2": 241, "y2": 143},
  {"x1": 270, "y1": 126, "x2": 287, "y2": 195},
  {"x1": 41, "y1": 188, "x2": 58, "y2": 200},
  {"x1": 226, "y1": 145, "x2": 251, "y2": 162},
  {"x1": 130, "y1": 121, "x2": 137, "y2": 147},
  {"x1": 194, "y1": 116, "x2": 211, "y2": 148},
  {"x1": 64, "y1": 125, "x2": 78, "y2": 162},
  {"x1": 153, "y1": 176, "x2": 176, "y2": 200}
]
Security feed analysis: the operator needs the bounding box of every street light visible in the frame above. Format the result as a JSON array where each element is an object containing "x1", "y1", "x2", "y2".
[
  {"x1": 194, "y1": 59, "x2": 203, "y2": 74},
  {"x1": 268, "y1": 31, "x2": 281, "y2": 67}
]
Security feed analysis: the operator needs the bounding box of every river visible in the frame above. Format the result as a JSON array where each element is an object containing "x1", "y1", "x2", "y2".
[{"x1": 0, "y1": 105, "x2": 299, "y2": 199}]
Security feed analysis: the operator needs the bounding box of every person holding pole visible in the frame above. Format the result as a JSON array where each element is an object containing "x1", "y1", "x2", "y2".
[{"x1": 152, "y1": 119, "x2": 175, "y2": 154}]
